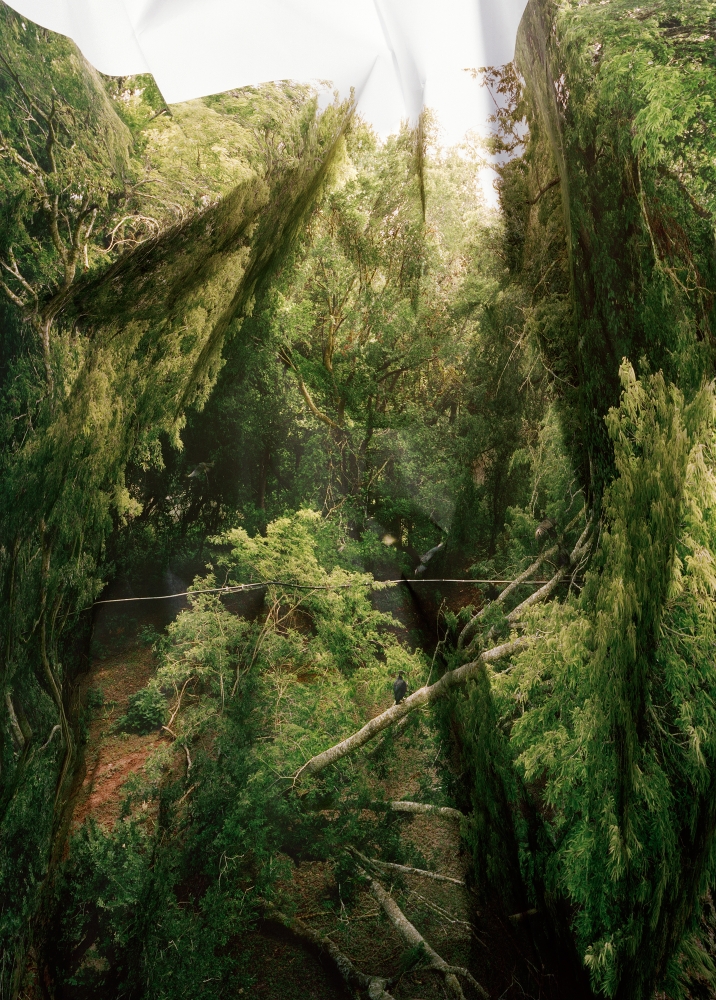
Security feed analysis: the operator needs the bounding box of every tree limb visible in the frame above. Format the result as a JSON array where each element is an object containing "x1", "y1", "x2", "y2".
[
  {"x1": 349, "y1": 847, "x2": 465, "y2": 886},
  {"x1": 504, "y1": 515, "x2": 593, "y2": 625},
  {"x1": 293, "y1": 637, "x2": 526, "y2": 783},
  {"x1": 387, "y1": 801, "x2": 464, "y2": 821},
  {"x1": 458, "y1": 544, "x2": 559, "y2": 650},
  {"x1": 260, "y1": 899, "x2": 395, "y2": 999},
  {"x1": 0, "y1": 277, "x2": 27, "y2": 310},
  {"x1": 5, "y1": 693, "x2": 25, "y2": 751},
  {"x1": 458, "y1": 509, "x2": 585, "y2": 650},
  {"x1": 526, "y1": 177, "x2": 560, "y2": 205},
  {"x1": 278, "y1": 348, "x2": 340, "y2": 429},
  {"x1": 367, "y1": 876, "x2": 488, "y2": 1000}
]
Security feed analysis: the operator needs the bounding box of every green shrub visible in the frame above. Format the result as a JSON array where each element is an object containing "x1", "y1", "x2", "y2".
[{"x1": 117, "y1": 686, "x2": 167, "y2": 734}]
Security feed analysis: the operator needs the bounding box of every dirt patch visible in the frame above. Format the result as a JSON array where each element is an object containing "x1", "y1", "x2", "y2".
[
  {"x1": 68, "y1": 613, "x2": 173, "y2": 833},
  {"x1": 72, "y1": 733, "x2": 163, "y2": 830}
]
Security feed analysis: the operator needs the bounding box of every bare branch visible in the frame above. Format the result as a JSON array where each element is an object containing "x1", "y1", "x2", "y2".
[
  {"x1": 279, "y1": 347, "x2": 341, "y2": 429},
  {"x1": 260, "y1": 899, "x2": 395, "y2": 999},
  {"x1": 349, "y1": 848, "x2": 465, "y2": 886},
  {"x1": 367, "y1": 876, "x2": 488, "y2": 1000},
  {"x1": 293, "y1": 637, "x2": 526, "y2": 783}
]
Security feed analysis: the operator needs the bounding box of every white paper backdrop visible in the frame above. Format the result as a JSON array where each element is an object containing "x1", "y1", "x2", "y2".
[{"x1": 3, "y1": 0, "x2": 527, "y2": 146}]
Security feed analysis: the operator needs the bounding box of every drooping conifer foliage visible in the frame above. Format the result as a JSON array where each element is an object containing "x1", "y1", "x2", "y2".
[{"x1": 3, "y1": 1, "x2": 716, "y2": 999}]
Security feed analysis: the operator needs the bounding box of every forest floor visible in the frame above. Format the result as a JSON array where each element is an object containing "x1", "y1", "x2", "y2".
[{"x1": 54, "y1": 571, "x2": 567, "y2": 1000}]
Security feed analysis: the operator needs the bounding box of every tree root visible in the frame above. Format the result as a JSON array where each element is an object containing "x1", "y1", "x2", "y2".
[
  {"x1": 293, "y1": 637, "x2": 526, "y2": 783},
  {"x1": 367, "y1": 875, "x2": 489, "y2": 999},
  {"x1": 259, "y1": 899, "x2": 395, "y2": 999}
]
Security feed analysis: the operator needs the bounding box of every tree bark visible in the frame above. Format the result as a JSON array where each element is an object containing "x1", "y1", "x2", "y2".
[
  {"x1": 293, "y1": 638, "x2": 526, "y2": 783},
  {"x1": 260, "y1": 900, "x2": 395, "y2": 999},
  {"x1": 368, "y1": 876, "x2": 488, "y2": 999}
]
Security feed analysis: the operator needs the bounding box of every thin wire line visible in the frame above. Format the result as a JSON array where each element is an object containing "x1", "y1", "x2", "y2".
[{"x1": 83, "y1": 577, "x2": 558, "y2": 611}]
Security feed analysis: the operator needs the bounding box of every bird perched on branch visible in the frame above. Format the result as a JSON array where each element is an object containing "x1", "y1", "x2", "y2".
[
  {"x1": 393, "y1": 673, "x2": 407, "y2": 705},
  {"x1": 535, "y1": 517, "x2": 556, "y2": 544}
]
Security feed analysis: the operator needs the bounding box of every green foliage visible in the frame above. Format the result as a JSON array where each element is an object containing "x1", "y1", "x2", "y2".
[
  {"x1": 0, "y1": 8, "x2": 355, "y2": 988},
  {"x1": 7, "y1": 4, "x2": 716, "y2": 999},
  {"x1": 116, "y1": 685, "x2": 167, "y2": 734},
  {"x1": 123, "y1": 118, "x2": 504, "y2": 569},
  {"x1": 43, "y1": 511, "x2": 432, "y2": 995},
  {"x1": 514, "y1": 0, "x2": 716, "y2": 503},
  {"x1": 492, "y1": 366, "x2": 716, "y2": 998}
]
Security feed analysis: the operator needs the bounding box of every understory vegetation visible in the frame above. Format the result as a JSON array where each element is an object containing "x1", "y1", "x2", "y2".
[{"x1": 3, "y1": 1, "x2": 716, "y2": 998}]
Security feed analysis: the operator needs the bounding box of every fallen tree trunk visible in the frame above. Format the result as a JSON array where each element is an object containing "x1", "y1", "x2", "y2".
[
  {"x1": 349, "y1": 847, "x2": 465, "y2": 885},
  {"x1": 387, "y1": 800, "x2": 463, "y2": 820},
  {"x1": 461, "y1": 516, "x2": 595, "y2": 657},
  {"x1": 505, "y1": 564, "x2": 567, "y2": 623},
  {"x1": 505, "y1": 516, "x2": 593, "y2": 625},
  {"x1": 260, "y1": 900, "x2": 395, "y2": 999},
  {"x1": 367, "y1": 876, "x2": 488, "y2": 1000},
  {"x1": 458, "y1": 510, "x2": 588, "y2": 650},
  {"x1": 293, "y1": 637, "x2": 527, "y2": 784},
  {"x1": 365, "y1": 714, "x2": 412, "y2": 759},
  {"x1": 458, "y1": 544, "x2": 558, "y2": 650}
]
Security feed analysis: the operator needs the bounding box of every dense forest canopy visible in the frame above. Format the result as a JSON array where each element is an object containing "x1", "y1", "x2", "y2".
[{"x1": 2, "y1": 1, "x2": 716, "y2": 999}]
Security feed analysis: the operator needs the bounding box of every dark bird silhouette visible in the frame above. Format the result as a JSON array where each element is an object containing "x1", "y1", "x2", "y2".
[
  {"x1": 535, "y1": 517, "x2": 556, "y2": 543},
  {"x1": 393, "y1": 673, "x2": 407, "y2": 705}
]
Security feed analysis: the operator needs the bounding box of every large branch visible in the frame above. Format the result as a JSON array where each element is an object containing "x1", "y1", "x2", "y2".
[
  {"x1": 458, "y1": 543, "x2": 558, "y2": 650},
  {"x1": 279, "y1": 348, "x2": 340, "y2": 429},
  {"x1": 504, "y1": 515, "x2": 593, "y2": 625},
  {"x1": 368, "y1": 876, "x2": 488, "y2": 1000},
  {"x1": 325, "y1": 800, "x2": 464, "y2": 821},
  {"x1": 387, "y1": 801, "x2": 463, "y2": 820},
  {"x1": 349, "y1": 848, "x2": 464, "y2": 886},
  {"x1": 260, "y1": 900, "x2": 395, "y2": 999},
  {"x1": 293, "y1": 637, "x2": 526, "y2": 784},
  {"x1": 505, "y1": 566, "x2": 566, "y2": 623},
  {"x1": 5, "y1": 693, "x2": 26, "y2": 751},
  {"x1": 461, "y1": 516, "x2": 594, "y2": 658},
  {"x1": 458, "y1": 509, "x2": 586, "y2": 650}
]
